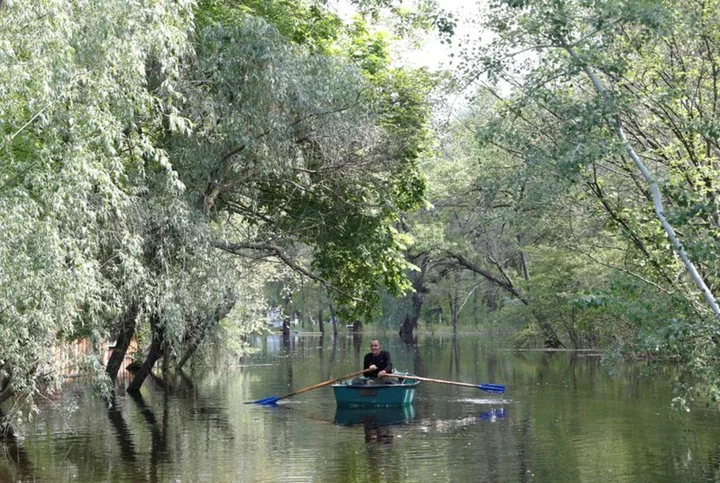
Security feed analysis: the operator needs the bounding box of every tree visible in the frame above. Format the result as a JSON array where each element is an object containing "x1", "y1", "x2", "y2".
[
  {"x1": 0, "y1": 0, "x2": 194, "y2": 416},
  {"x1": 169, "y1": 6, "x2": 432, "y2": 318},
  {"x1": 461, "y1": 0, "x2": 720, "y2": 396}
]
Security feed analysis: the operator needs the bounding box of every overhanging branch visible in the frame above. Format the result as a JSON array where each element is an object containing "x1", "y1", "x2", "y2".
[
  {"x1": 447, "y1": 252, "x2": 530, "y2": 305},
  {"x1": 213, "y1": 241, "x2": 361, "y2": 303}
]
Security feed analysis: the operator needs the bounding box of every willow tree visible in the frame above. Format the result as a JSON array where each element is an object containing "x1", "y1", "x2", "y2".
[{"x1": 0, "y1": 0, "x2": 198, "y2": 416}]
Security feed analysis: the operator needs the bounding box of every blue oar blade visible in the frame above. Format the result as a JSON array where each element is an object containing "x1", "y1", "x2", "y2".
[
  {"x1": 247, "y1": 396, "x2": 281, "y2": 405},
  {"x1": 477, "y1": 384, "x2": 505, "y2": 394}
]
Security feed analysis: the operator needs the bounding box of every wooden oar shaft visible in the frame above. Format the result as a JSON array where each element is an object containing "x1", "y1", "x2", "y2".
[
  {"x1": 388, "y1": 374, "x2": 479, "y2": 388},
  {"x1": 278, "y1": 368, "x2": 371, "y2": 400}
]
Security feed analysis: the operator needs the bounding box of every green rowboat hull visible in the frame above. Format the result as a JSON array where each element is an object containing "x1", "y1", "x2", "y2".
[{"x1": 332, "y1": 380, "x2": 419, "y2": 407}]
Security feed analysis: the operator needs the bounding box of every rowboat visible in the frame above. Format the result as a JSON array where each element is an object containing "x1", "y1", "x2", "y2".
[{"x1": 332, "y1": 374, "x2": 420, "y2": 407}]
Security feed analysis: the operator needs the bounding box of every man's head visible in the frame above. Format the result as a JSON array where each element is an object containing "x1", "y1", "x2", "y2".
[{"x1": 370, "y1": 339, "x2": 381, "y2": 356}]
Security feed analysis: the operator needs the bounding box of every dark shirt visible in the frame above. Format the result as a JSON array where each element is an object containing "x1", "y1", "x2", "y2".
[{"x1": 363, "y1": 351, "x2": 393, "y2": 378}]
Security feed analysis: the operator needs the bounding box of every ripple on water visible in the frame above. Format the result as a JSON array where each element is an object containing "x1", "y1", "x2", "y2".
[{"x1": 453, "y1": 397, "x2": 513, "y2": 405}]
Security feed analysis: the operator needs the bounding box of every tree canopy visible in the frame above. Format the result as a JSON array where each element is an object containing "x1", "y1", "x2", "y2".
[{"x1": 4, "y1": 0, "x2": 720, "y2": 421}]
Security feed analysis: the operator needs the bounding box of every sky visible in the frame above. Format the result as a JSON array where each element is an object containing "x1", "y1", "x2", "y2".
[{"x1": 325, "y1": 0, "x2": 487, "y2": 71}]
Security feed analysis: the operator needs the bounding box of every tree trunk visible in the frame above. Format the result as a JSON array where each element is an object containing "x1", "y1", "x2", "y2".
[
  {"x1": 518, "y1": 234, "x2": 530, "y2": 281},
  {"x1": 328, "y1": 301, "x2": 338, "y2": 337},
  {"x1": 174, "y1": 339, "x2": 197, "y2": 373},
  {"x1": 106, "y1": 302, "x2": 139, "y2": 385},
  {"x1": 282, "y1": 320, "x2": 291, "y2": 349},
  {"x1": 450, "y1": 253, "x2": 530, "y2": 305},
  {"x1": 352, "y1": 331, "x2": 363, "y2": 356},
  {"x1": 413, "y1": 290, "x2": 425, "y2": 327},
  {"x1": 282, "y1": 295, "x2": 291, "y2": 339},
  {"x1": 0, "y1": 372, "x2": 13, "y2": 405},
  {"x1": 162, "y1": 345, "x2": 170, "y2": 376},
  {"x1": 535, "y1": 315, "x2": 564, "y2": 349},
  {"x1": 127, "y1": 314, "x2": 164, "y2": 392},
  {"x1": 399, "y1": 259, "x2": 427, "y2": 338},
  {"x1": 318, "y1": 310, "x2": 325, "y2": 335},
  {"x1": 176, "y1": 297, "x2": 236, "y2": 371},
  {"x1": 398, "y1": 315, "x2": 415, "y2": 339}
]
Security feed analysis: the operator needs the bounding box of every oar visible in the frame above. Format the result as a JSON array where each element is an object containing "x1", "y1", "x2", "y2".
[
  {"x1": 248, "y1": 368, "x2": 372, "y2": 405},
  {"x1": 386, "y1": 374, "x2": 505, "y2": 394}
]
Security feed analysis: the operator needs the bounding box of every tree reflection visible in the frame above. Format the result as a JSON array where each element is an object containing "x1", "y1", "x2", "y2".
[
  {"x1": 128, "y1": 387, "x2": 169, "y2": 483},
  {"x1": 174, "y1": 370, "x2": 234, "y2": 440},
  {"x1": 107, "y1": 396, "x2": 137, "y2": 463},
  {"x1": 0, "y1": 410, "x2": 34, "y2": 482},
  {"x1": 450, "y1": 333, "x2": 461, "y2": 378}
]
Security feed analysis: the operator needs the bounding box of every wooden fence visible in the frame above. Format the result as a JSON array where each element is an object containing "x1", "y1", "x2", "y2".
[{"x1": 55, "y1": 337, "x2": 139, "y2": 378}]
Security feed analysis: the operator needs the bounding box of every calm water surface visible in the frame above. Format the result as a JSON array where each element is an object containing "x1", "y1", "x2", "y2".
[{"x1": 3, "y1": 333, "x2": 720, "y2": 482}]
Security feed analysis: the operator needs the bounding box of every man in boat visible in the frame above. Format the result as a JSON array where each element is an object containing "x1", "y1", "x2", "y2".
[{"x1": 362, "y1": 339, "x2": 398, "y2": 384}]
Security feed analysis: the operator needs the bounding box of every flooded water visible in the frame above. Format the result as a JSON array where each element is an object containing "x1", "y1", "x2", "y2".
[{"x1": 3, "y1": 333, "x2": 720, "y2": 482}]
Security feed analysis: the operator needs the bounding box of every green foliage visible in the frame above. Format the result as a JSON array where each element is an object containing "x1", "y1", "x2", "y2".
[
  {"x1": 170, "y1": 12, "x2": 431, "y2": 319},
  {"x1": 196, "y1": 0, "x2": 345, "y2": 53},
  {"x1": 0, "y1": 0, "x2": 194, "y2": 418},
  {"x1": 452, "y1": 0, "x2": 720, "y2": 400},
  {"x1": 349, "y1": 0, "x2": 456, "y2": 43}
]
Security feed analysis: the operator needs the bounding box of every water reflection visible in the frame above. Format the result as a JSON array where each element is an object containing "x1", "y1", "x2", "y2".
[
  {"x1": 0, "y1": 410, "x2": 35, "y2": 482},
  {"x1": 128, "y1": 388, "x2": 169, "y2": 482},
  {"x1": 364, "y1": 424, "x2": 394, "y2": 445},
  {"x1": 478, "y1": 407, "x2": 506, "y2": 422},
  {"x1": 450, "y1": 334, "x2": 461, "y2": 378},
  {"x1": 7, "y1": 335, "x2": 720, "y2": 483},
  {"x1": 107, "y1": 395, "x2": 137, "y2": 463},
  {"x1": 334, "y1": 405, "x2": 416, "y2": 427},
  {"x1": 335, "y1": 406, "x2": 416, "y2": 448}
]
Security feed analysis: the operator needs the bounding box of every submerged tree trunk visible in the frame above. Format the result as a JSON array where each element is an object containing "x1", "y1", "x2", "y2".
[
  {"x1": 175, "y1": 341, "x2": 196, "y2": 372},
  {"x1": 106, "y1": 302, "x2": 139, "y2": 385},
  {"x1": 127, "y1": 314, "x2": 165, "y2": 392},
  {"x1": 399, "y1": 255, "x2": 429, "y2": 338},
  {"x1": 282, "y1": 318, "x2": 291, "y2": 347},
  {"x1": 399, "y1": 289, "x2": 424, "y2": 338},
  {"x1": 328, "y1": 300, "x2": 338, "y2": 337},
  {"x1": 282, "y1": 294, "x2": 291, "y2": 339},
  {"x1": 398, "y1": 314, "x2": 415, "y2": 340},
  {"x1": 535, "y1": 314, "x2": 564, "y2": 349}
]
